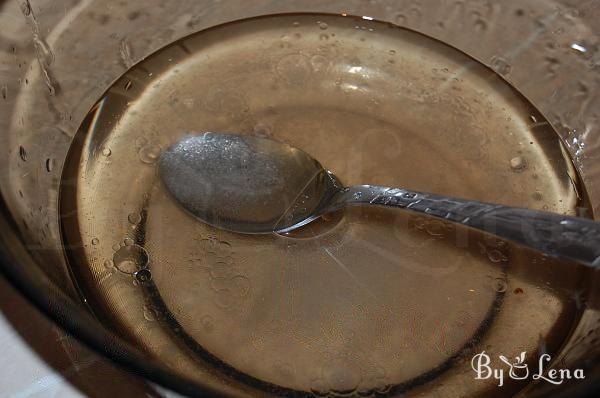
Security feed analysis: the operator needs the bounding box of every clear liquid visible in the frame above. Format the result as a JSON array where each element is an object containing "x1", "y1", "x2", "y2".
[{"x1": 60, "y1": 14, "x2": 587, "y2": 397}]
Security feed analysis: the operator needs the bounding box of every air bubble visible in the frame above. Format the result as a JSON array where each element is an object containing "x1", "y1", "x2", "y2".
[
  {"x1": 544, "y1": 57, "x2": 560, "y2": 77},
  {"x1": 509, "y1": 156, "x2": 526, "y2": 171},
  {"x1": 19, "y1": 146, "x2": 27, "y2": 161},
  {"x1": 394, "y1": 14, "x2": 407, "y2": 25},
  {"x1": 324, "y1": 364, "x2": 363, "y2": 395},
  {"x1": 566, "y1": 8, "x2": 580, "y2": 18},
  {"x1": 318, "y1": 22, "x2": 328, "y2": 30},
  {"x1": 20, "y1": 1, "x2": 31, "y2": 16},
  {"x1": 45, "y1": 158, "x2": 55, "y2": 172},
  {"x1": 128, "y1": 212, "x2": 142, "y2": 225},
  {"x1": 139, "y1": 143, "x2": 162, "y2": 164},
  {"x1": 119, "y1": 40, "x2": 134, "y2": 68},
  {"x1": 101, "y1": 146, "x2": 112, "y2": 157},
  {"x1": 253, "y1": 122, "x2": 273, "y2": 137},
  {"x1": 310, "y1": 55, "x2": 329, "y2": 72},
  {"x1": 91, "y1": 237, "x2": 99, "y2": 245},
  {"x1": 474, "y1": 19, "x2": 487, "y2": 31},
  {"x1": 200, "y1": 315, "x2": 214, "y2": 331},
  {"x1": 135, "y1": 136, "x2": 148, "y2": 149},
  {"x1": 215, "y1": 289, "x2": 236, "y2": 308},
  {"x1": 487, "y1": 249, "x2": 503, "y2": 263},
  {"x1": 124, "y1": 237, "x2": 135, "y2": 246},
  {"x1": 490, "y1": 56, "x2": 512, "y2": 75},
  {"x1": 143, "y1": 305, "x2": 157, "y2": 321},
  {"x1": 113, "y1": 244, "x2": 149, "y2": 274},
  {"x1": 198, "y1": 237, "x2": 217, "y2": 253},
  {"x1": 426, "y1": 221, "x2": 445, "y2": 237},
  {"x1": 134, "y1": 268, "x2": 152, "y2": 283},
  {"x1": 218, "y1": 240, "x2": 233, "y2": 255},
  {"x1": 493, "y1": 277, "x2": 508, "y2": 293}
]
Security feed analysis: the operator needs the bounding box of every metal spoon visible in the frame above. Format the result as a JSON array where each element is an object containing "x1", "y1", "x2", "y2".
[{"x1": 159, "y1": 132, "x2": 600, "y2": 267}]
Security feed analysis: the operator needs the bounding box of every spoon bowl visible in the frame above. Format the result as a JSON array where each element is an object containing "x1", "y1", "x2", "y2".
[{"x1": 159, "y1": 133, "x2": 338, "y2": 233}]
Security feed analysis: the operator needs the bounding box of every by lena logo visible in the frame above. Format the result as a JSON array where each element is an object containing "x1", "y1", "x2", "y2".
[{"x1": 471, "y1": 351, "x2": 585, "y2": 387}]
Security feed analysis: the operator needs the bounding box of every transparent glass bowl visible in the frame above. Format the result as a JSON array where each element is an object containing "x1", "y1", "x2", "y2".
[{"x1": 0, "y1": 1, "x2": 599, "y2": 397}]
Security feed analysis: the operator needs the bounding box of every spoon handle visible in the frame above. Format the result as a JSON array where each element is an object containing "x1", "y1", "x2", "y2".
[{"x1": 333, "y1": 185, "x2": 600, "y2": 267}]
